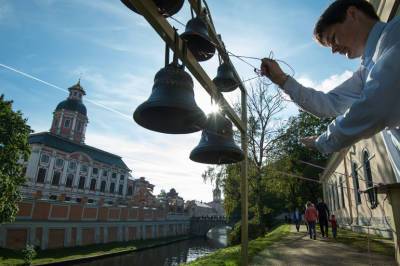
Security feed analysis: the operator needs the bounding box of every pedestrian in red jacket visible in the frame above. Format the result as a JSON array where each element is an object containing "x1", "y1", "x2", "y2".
[{"x1": 305, "y1": 202, "x2": 318, "y2": 240}]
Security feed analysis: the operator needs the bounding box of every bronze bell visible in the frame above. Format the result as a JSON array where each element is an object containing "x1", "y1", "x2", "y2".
[
  {"x1": 190, "y1": 112, "x2": 244, "y2": 164},
  {"x1": 133, "y1": 63, "x2": 207, "y2": 134},
  {"x1": 180, "y1": 17, "x2": 216, "y2": 62},
  {"x1": 121, "y1": 0, "x2": 184, "y2": 17},
  {"x1": 213, "y1": 62, "x2": 238, "y2": 92}
]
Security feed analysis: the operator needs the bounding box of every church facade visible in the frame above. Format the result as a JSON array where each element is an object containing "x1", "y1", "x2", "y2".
[{"x1": 0, "y1": 82, "x2": 189, "y2": 250}]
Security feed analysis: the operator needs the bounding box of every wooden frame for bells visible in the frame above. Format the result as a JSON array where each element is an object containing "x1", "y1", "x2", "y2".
[{"x1": 126, "y1": 0, "x2": 249, "y2": 264}]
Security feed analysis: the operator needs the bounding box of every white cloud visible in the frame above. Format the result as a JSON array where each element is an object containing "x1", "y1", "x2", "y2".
[
  {"x1": 297, "y1": 70, "x2": 353, "y2": 93},
  {"x1": 85, "y1": 131, "x2": 214, "y2": 202}
]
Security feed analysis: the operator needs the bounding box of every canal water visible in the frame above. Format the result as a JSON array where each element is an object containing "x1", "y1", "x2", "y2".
[{"x1": 73, "y1": 226, "x2": 230, "y2": 266}]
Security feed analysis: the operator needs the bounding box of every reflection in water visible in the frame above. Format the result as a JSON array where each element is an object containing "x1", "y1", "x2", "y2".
[{"x1": 73, "y1": 226, "x2": 230, "y2": 266}]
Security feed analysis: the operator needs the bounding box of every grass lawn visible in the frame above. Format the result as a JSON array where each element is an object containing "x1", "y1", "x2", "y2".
[
  {"x1": 331, "y1": 227, "x2": 395, "y2": 257},
  {"x1": 184, "y1": 224, "x2": 291, "y2": 266},
  {"x1": 0, "y1": 235, "x2": 189, "y2": 266}
]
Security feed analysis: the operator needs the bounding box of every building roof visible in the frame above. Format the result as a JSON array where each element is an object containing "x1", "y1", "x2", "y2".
[
  {"x1": 29, "y1": 132, "x2": 130, "y2": 170},
  {"x1": 55, "y1": 98, "x2": 87, "y2": 116}
]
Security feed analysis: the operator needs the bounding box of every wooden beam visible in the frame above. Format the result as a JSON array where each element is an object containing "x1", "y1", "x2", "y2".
[{"x1": 127, "y1": 0, "x2": 245, "y2": 133}]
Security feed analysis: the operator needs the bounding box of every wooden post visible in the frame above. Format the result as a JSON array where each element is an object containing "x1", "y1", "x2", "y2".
[{"x1": 240, "y1": 88, "x2": 248, "y2": 265}]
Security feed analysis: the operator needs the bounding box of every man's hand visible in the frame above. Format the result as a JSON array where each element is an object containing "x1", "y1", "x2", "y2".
[
  {"x1": 260, "y1": 58, "x2": 288, "y2": 87},
  {"x1": 301, "y1": 136, "x2": 318, "y2": 150}
]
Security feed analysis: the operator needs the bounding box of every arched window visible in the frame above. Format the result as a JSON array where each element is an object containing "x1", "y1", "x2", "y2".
[
  {"x1": 363, "y1": 151, "x2": 377, "y2": 207},
  {"x1": 89, "y1": 179, "x2": 96, "y2": 191},
  {"x1": 110, "y1": 182, "x2": 115, "y2": 193},
  {"x1": 66, "y1": 174, "x2": 74, "y2": 188},
  {"x1": 118, "y1": 184, "x2": 123, "y2": 195},
  {"x1": 100, "y1": 180, "x2": 106, "y2": 192},
  {"x1": 351, "y1": 162, "x2": 361, "y2": 204}
]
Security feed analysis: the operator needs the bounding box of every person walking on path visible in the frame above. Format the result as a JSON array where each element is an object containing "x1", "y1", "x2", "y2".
[
  {"x1": 292, "y1": 208, "x2": 301, "y2": 232},
  {"x1": 330, "y1": 214, "x2": 338, "y2": 239},
  {"x1": 316, "y1": 198, "x2": 330, "y2": 237},
  {"x1": 304, "y1": 202, "x2": 318, "y2": 239},
  {"x1": 260, "y1": 0, "x2": 400, "y2": 155}
]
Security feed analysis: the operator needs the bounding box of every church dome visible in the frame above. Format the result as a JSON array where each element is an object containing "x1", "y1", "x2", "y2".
[{"x1": 55, "y1": 99, "x2": 87, "y2": 116}]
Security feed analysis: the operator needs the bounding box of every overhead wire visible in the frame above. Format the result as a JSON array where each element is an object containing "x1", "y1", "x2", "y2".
[{"x1": 0, "y1": 63, "x2": 132, "y2": 121}]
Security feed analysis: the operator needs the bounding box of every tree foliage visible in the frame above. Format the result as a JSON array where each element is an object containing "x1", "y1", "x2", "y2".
[{"x1": 0, "y1": 95, "x2": 31, "y2": 223}]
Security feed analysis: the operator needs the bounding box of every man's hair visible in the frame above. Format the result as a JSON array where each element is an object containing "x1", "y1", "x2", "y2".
[{"x1": 314, "y1": 0, "x2": 379, "y2": 45}]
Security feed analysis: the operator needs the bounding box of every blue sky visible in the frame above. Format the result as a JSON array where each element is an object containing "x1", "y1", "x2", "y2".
[{"x1": 0, "y1": 0, "x2": 360, "y2": 202}]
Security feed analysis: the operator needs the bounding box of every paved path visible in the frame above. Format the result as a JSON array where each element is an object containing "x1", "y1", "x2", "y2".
[{"x1": 251, "y1": 225, "x2": 396, "y2": 266}]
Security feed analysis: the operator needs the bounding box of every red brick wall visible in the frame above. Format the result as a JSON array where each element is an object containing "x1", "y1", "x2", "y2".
[
  {"x1": 32, "y1": 202, "x2": 51, "y2": 220},
  {"x1": 120, "y1": 208, "x2": 128, "y2": 220},
  {"x1": 82, "y1": 228, "x2": 95, "y2": 246},
  {"x1": 82, "y1": 207, "x2": 97, "y2": 219},
  {"x1": 128, "y1": 208, "x2": 138, "y2": 219},
  {"x1": 146, "y1": 225, "x2": 152, "y2": 239},
  {"x1": 108, "y1": 227, "x2": 118, "y2": 242},
  {"x1": 50, "y1": 205, "x2": 69, "y2": 219},
  {"x1": 17, "y1": 202, "x2": 32, "y2": 217},
  {"x1": 69, "y1": 205, "x2": 83, "y2": 220},
  {"x1": 138, "y1": 208, "x2": 144, "y2": 220},
  {"x1": 128, "y1": 227, "x2": 137, "y2": 240},
  {"x1": 48, "y1": 229, "x2": 65, "y2": 249},
  {"x1": 98, "y1": 207, "x2": 108, "y2": 221},
  {"x1": 109, "y1": 209, "x2": 120, "y2": 219},
  {"x1": 158, "y1": 225, "x2": 164, "y2": 238},
  {"x1": 6, "y1": 229, "x2": 27, "y2": 250}
]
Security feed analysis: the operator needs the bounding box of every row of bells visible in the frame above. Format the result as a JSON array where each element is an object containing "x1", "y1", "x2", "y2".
[
  {"x1": 133, "y1": 62, "x2": 244, "y2": 165},
  {"x1": 123, "y1": 0, "x2": 244, "y2": 164}
]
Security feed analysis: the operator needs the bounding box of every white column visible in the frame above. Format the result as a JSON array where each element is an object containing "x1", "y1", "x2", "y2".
[
  {"x1": 85, "y1": 165, "x2": 92, "y2": 189},
  {"x1": 57, "y1": 111, "x2": 64, "y2": 134},
  {"x1": 65, "y1": 227, "x2": 72, "y2": 247},
  {"x1": 95, "y1": 226, "x2": 100, "y2": 244},
  {"x1": 104, "y1": 227, "x2": 108, "y2": 243},
  {"x1": 70, "y1": 113, "x2": 77, "y2": 140},
  {"x1": 115, "y1": 173, "x2": 120, "y2": 196},
  {"x1": 42, "y1": 226, "x2": 48, "y2": 250},
  {"x1": 45, "y1": 153, "x2": 56, "y2": 186},
  {"x1": 60, "y1": 159, "x2": 69, "y2": 187},
  {"x1": 73, "y1": 162, "x2": 81, "y2": 187},
  {"x1": 26, "y1": 146, "x2": 41, "y2": 182},
  {"x1": 76, "y1": 227, "x2": 82, "y2": 246},
  {"x1": 122, "y1": 172, "x2": 128, "y2": 197}
]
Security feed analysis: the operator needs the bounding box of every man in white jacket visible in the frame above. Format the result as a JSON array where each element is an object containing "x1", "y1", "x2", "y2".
[{"x1": 261, "y1": 0, "x2": 400, "y2": 155}]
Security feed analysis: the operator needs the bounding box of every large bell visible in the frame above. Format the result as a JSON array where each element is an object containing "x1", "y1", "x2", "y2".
[
  {"x1": 180, "y1": 17, "x2": 216, "y2": 62},
  {"x1": 213, "y1": 63, "x2": 238, "y2": 92},
  {"x1": 190, "y1": 113, "x2": 244, "y2": 164},
  {"x1": 121, "y1": 0, "x2": 184, "y2": 17},
  {"x1": 133, "y1": 63, "x2": 207, "y2": 134}
]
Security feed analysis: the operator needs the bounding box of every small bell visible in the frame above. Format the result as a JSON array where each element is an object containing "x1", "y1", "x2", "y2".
[
  {"x1": 121, "y1": 0, "x2": 184, "y2": 17},
  {"x1": 213, "y1": 62, "x2": 238, "y2": 92},
  {"x1": 190, "y1": 112, "x2": 244, "y2": 164},
  {"x1": 180, "y1": 17, "x2": 216, "y2": 62}
]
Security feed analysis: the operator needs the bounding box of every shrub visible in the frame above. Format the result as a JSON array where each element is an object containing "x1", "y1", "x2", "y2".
[
  {"x1": 228, "y1": 219, "x2": 265, "y2": 245},
  {"x1": 21, "y1": 244, "x2": 36, "y2": 265}
]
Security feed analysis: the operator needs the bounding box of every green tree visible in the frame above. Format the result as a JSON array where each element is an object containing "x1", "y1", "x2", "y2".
[{"x1": 0, "y1": 95, "x2": 31, "y2": 223}]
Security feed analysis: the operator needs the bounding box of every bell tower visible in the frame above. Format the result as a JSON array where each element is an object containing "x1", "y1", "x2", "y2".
[{"x1": 50, "y1": 80, "x2": 88, "y2": 144}]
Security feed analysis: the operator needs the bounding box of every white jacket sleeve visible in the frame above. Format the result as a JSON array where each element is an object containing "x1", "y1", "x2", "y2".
[
  {"x1": 282, "y1": 70, "x2": 363, "y2": 118},
  {"x1": 315, "y1": 42, "x2": 400, "y2": 154}
]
